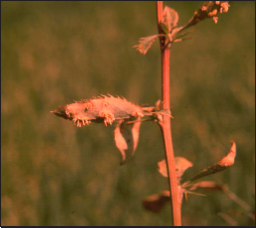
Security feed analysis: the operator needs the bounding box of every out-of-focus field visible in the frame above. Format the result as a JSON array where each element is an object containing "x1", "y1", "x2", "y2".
[{"x1": 1, "y1": 1, "x2": 255, "y2": 226}]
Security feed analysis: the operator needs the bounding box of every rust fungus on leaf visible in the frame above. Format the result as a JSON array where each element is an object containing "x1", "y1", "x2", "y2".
[
  {"x1": 51, "y1": 95, "x2": 144, "y2": 127},
  {"x1": 51, "y1": 95, "x2": 172, "y2": 164}
]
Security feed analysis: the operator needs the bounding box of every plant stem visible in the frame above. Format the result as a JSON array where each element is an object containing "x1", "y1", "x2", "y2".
[{"x1": 156, "y1": 1, "x2": 182, "y2": 226}]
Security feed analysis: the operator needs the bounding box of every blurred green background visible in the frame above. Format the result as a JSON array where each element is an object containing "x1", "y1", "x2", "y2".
[{"x1": 1, "y1": 1, "x2": 255, "y2": 226}]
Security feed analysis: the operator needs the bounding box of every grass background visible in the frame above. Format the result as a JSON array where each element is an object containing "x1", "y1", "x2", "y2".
[{"x1": 1, "y1": 1, "x2": 255, "y2": 226}]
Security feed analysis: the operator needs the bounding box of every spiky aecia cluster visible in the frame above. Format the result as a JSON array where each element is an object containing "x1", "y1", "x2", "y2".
[{"x1": 51, "y1": 95, "x2": 144, "y2": 127}]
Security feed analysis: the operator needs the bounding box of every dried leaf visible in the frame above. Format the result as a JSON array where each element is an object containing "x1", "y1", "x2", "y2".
[
  {"x1": 190, "y1": 141, "x2": 236, "y2": 181},
  {"x1": 142, "y1": 190, "x2": 170, "y2": 213},
  {"x1": 162, "y1": 6, "x2": 179, "y2": 32},
  {"x1": 158, "y1": 157, "x2": 193, "y2": 182},
  {"x1": 133, "y1": 35, "x2": 158, "y2": 55},
  {"x1": 114, "y1": 118, "x2": 141, "y2": 165}
]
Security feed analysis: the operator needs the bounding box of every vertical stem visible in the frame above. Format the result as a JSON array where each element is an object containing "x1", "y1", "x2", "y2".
[{"x1": 156, "y1": 1, "x2": 182, "y2": 226}]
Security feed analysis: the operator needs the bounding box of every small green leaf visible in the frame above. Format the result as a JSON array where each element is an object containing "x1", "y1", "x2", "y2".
[
  {"x1": 133, "y1": 35, "x2": 158, "y2": 55},
  {"x1": 190, "y1": 141, "x2": 236, "y2": 181}
]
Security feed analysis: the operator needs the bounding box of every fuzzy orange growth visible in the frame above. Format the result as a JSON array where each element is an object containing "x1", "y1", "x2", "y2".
[{"x1": 51, "y1": 95, "x2": 144, "y2": 127}]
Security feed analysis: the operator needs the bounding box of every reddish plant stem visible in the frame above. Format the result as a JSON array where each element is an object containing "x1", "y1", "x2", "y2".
[{"x1": 156, "y1": 1, "x2": 182, "y2": 226}]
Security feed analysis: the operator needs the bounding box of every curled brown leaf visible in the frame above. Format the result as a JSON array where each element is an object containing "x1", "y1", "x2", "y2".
[
  {"x1": 114, "y1": 118, "x2": 141, "y2": 165},
  {"x1": 190, "y1": 140, "x2": 236, "y2": 181}
]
